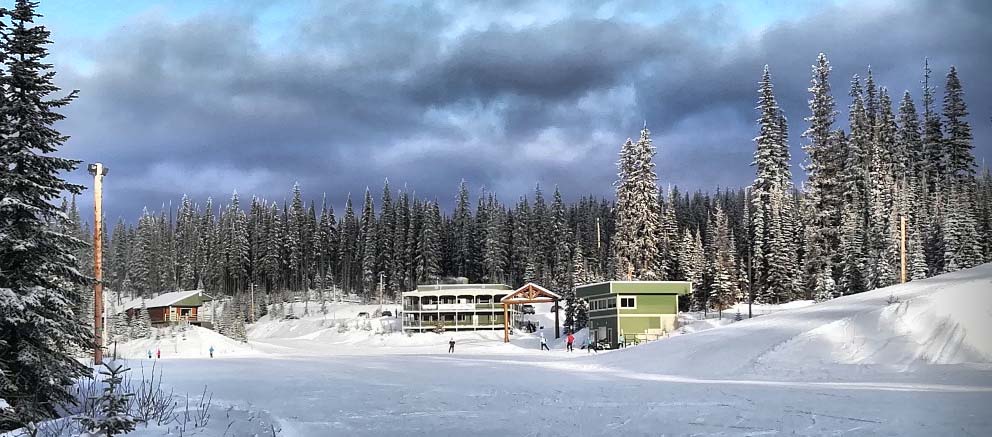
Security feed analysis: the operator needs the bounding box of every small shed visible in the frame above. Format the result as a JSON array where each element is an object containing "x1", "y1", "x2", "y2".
[{"x1": 120, "y1": 290, "x2": 212, "y2": 326}]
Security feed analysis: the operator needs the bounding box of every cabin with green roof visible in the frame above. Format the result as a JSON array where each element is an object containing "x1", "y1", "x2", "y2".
[{"x1": 575, "y1": 281, "x2": 691, "y2": 349}]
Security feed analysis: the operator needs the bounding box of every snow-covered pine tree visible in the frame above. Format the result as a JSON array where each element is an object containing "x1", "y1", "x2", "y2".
[
  {"x1": 867, "y1": 88, "x2": 899, "y2": 288},
  {"x1": 658, "y1": 189, "x2": 680, "y2": 280},
  {"x1": 226, "y1": 192, "x2": 250, "y2": 294},
  {"x1": 284, "y1": 183, "x2": 303, "y2": 291},
  {"x1": 175, "y1": 195, "x2": 198, "y2": 289},
  {"x1": 156, "y1": 209, "x2": 176, "y2": 292},
  {"x1": 865, "y1": 67, "x2": 880, "y2": 133},
  {"x1": 415, "y1": 201, "x2": 442, "y2": 283},
  {"x1": 229, "y1": 307, "x2": 247, "y2": 342},
  {"x1": 337, "y1": 196, "x2": 358, "y2": 293},
  {"x1": 529, "y1": 186, "x2": 550, "y2": 284},
  {"x1": 839, "y1": 206, "x2": 867, "y2": 295},
  {"x1": 0, "y1": 1, "x2": 92, "y2": 427},
  {"x1": 549, "y1": 188, "x2": 571, "y2": 295},
  {"x1": 112, "y1": 302, "x2": 130, "y2": 343},
  {"x1": 612, "y1": 126, "x2": 661, "y2": 280},
  {"x1": 391, "y1": 190, "x2": 410, "y2": 291},
  {"x1": 978, "y1": 168, "x2": 992, "y2": 262},
  {"x1": 510, "y1": 197, "x2": 533, "y2": 286},
  {"x1": 575, "y1": 299, "x2": 590, "y2": 331},
  {"x1": 764, "y1": 190, "x2": 795, "y2": 303},
  {"x1": 378, "y1": 181, "x2": 395, "y2": 295},
  {"x1": 109, "y1": 219, "x2": 131, "y2": 292},
  {"x1": 196, "y1": 198, "x2": 216, "y2": 291},
  {"x1": 813, "y1": 271, "x2": 836, "y2": 302},
  {"x1": 837, "y1": 75, "x2": 871, "y2": 295},
  {"x1": 136, "y1": 299, "x2": 153, "y2": 339},
  {"x1": 801, "y1": 53, "x2": 843, "y2": 288},
  {"x1": 452, "y1": 181, "x2": 473, "y2": 278},
  {"x1": 703, "y1": 202, "x2": 738, "y2": 312},
  {"x1": 481, "y1": 193, "x2": 508, "y2": 283},
  {"x1": 920, "y1": 60, "x2": 946, "y2": 275},
  {"x1": 751, "y1": 65, "x2": 796, "y2": 303},
  {"x1": 78, "y1": 363, "x2": 136, "y2": 436},
  {"x1": 940, "y1": 66, "x2": 982, "y2": 269}
]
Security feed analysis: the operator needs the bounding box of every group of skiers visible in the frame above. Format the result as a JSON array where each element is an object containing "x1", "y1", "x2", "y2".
[
  {"x1": 540, "y1": 332, "x2": 597, "y2": 353},
  {"x1": 446, "y1": 332, "x2": 598, "y2": 353},
  {"x1": 145, "y1": 345, "x2": 217, "y2": 359}
]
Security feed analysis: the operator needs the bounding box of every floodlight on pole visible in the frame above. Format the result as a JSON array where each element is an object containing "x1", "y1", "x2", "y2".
[{"x1": 88, "y1": 163, "x2": 108, "y2": 365}]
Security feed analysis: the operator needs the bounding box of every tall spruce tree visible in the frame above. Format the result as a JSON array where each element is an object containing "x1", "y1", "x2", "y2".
[
  {"x1": 751, "y1": 65, "x2": 795, "y2": 303},
  {"x1": 801, "y1": 53, "x2": 843, "y2": 288},
  {"x1": 612, "y1": 126, "x2": 661, "y2": 280},
  {"x1": 0, "y1": 2, "x2": 92, "y2": 427},
  {"x1": 940, "y1": 66, "x2": 982, "y2": 269},
  {"x1": 359, "y1": 188, "x2": 377, "y2": 296}
]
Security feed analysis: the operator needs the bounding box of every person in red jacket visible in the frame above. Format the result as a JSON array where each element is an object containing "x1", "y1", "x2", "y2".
[{"x1": 566, "y1": 332, "x2": 575, "y2": 352}]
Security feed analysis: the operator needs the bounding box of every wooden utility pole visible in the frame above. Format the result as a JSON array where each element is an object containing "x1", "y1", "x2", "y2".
[
  {"x1": 900, "y1": 216, "x2": 907, "y2": 283},
  {"x1": 88, "y1": 163, "x2": 108, "y2": 365}
]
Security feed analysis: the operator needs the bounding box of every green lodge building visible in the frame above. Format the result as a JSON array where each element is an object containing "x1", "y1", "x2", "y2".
[{"x1": 576, "y1": 281, "x2": 691, "y2": 349}]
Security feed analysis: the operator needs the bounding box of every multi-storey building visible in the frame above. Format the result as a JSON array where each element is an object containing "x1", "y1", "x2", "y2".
[{"x1": 401, "y1": 284, "x2": 520, "y2": 332}]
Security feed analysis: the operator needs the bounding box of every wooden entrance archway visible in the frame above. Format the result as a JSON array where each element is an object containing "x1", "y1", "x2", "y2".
[{"x1": 500, "y1": 283, "x2": 562, "y2": 343}]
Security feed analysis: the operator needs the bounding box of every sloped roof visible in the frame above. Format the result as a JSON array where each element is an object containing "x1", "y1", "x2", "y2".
[
  {"x1": 499, "y1": 283, "x2": 561, "y2": 303},
  {"x1": 119, "y1": 289, "x2": 211, "y2": 312}
]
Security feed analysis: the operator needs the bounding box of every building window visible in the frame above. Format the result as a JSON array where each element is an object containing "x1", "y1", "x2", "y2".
[{"x1": 620, "y1": 297, "x2": 636, "y2": 308}]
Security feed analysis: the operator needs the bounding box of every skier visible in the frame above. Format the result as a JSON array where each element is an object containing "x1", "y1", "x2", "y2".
[
  {"x1": 585, "y1": 337, "x2": 598, "y2": 354},
  {"x1": 566, "y1": 332, "x2": 575, "y2": 352},
  {"x1": 209, "y1": 345, "x2": 215, "y2": 358},
  {"x1": 156, "y1": 348, "x2": 161, "y2": 359},
  {"x1": 147, "y1": 350, "x2": 152, "y2": 359},
  {"x1": 448, "y1": 338, "x2": 455, "y2": 353},
  {"x1": 540, "y1": 333, "x2": 550, "y2": 351}
]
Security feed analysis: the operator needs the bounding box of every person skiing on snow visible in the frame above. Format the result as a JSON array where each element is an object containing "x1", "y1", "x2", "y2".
[
  {"x1": 540, "y1": 333, "x2": 550, "y2": 351},
  {"x1": 566, "y1": 332, "x2": 575, "y2": 352},
  {"x1": 156, "y1": 348, "x2": 161, "y2": 359},
  {"x1": 147, "y1": 350, "x2": 152, "y2": 359},
  {"x1": 585, "y1": 337, "x2": 598, "y2": 354},
  {"x1": 448, "y1": 338, "x2": 455, "y2": 353},
  {"x1": 209, "y1": 345, "x2": 215, "y2": 358}
]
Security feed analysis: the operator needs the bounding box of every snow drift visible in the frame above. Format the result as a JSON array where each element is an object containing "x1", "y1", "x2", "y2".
[{"x1": 594, "y1": 263, "x2": 992, "y2": 378}]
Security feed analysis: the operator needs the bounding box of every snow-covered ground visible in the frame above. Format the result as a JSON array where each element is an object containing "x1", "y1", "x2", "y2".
[
  {"x1": 72, "y1": 266, "x2": 992, "y2": 435},
  {"x1": 112, "y1": 324, "x2": 260, "y2": 359}
]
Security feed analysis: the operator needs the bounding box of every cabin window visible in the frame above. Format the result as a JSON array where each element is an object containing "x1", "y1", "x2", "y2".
[{"x1": 620, "y1": 297, "x2": 636, "y2": 309}]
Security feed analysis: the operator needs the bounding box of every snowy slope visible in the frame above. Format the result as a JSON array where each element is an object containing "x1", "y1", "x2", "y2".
[
  {"x1": 593, "y1": 263, "x2": 992, "y2": 379},
  {"x1": 112, "y1": 325, "x2": 260, "y2": 359}
]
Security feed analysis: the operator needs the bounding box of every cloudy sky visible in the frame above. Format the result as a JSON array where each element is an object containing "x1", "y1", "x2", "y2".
[{"x1": 43, "y1": 0, "x2": 991, "y2": 221}]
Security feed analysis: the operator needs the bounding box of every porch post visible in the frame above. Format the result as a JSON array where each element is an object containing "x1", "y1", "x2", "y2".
[
  {"x1": 503, "y1": 302, "x2": 509, "y2": 343},
  {"x1": 554, "y1": 298, "x2": 560, "y2": 339}
]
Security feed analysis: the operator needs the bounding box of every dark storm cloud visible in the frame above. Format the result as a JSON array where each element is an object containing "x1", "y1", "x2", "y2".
[{"x1": 55, "y1": 0, "x2": 992, "y2": 220}]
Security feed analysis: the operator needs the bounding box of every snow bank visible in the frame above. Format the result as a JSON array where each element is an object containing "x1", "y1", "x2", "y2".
[
  {"x1": 759, "y1": 273, "x2": 992, "y2": 367},
  {"x1": 112, "y1": 325, "x2": 260, "y2": 359},
  {"x1": 594, "y1": 263, "x2": 992, "y2": 378}
]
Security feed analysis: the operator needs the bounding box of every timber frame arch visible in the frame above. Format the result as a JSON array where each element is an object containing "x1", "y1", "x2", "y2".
[{"x1": 499, "y1": 283, "x2": 562, "y2": 343}]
